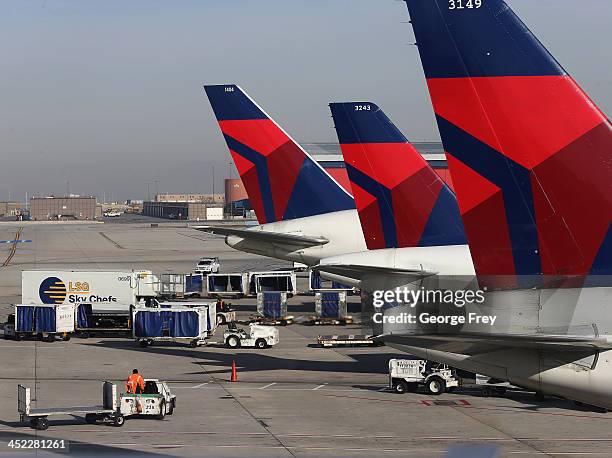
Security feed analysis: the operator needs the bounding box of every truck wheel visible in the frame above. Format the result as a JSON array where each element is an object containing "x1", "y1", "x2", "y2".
[
  {"x1": 85, "y1": 413, "x2": 98, "y2": 424},
  {"x1": 255, "y1": 338, "x2": 267, "y2": 349},
  {"x1": 226, "y1": 336, "x2": 240, "y2": 348},
  {"x1": 14, "y1": 334, "x2": 22, "y2": 341},
  {"x1": 167, "y1": 399, "x2": 175, "y2": 415},
  {"x1": 393, "y1": 380, "x2": 409, "y2": 394},
  {"x1": 62, "y1": 334, "x2": 71, "y2": 342},
  {"x1": 113, "y1": 415, "x2": 125, "y2": 427},
  {"x1": 189, "y1": 340, "x2": 199, "y2": 348},
  {"x1": 139, "y1": 340, "x2": 148, "y2": 348},
  {"x1": 217, "y1": 314, "x2": 227, "y2": 326},
  {"x1": 36, "y1": 417, "x2": 49, "y2": 430},
  {"x1": 157, "y1": 401, "x2": 166, "y2": 420},
  {"x1": 426, "y1": 377, "x2": 445, "y2": 395}
]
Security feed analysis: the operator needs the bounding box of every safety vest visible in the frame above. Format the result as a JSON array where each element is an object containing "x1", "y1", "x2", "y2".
[{"x1": 126, "y1": 374, "x2": 144, "y2": 393}]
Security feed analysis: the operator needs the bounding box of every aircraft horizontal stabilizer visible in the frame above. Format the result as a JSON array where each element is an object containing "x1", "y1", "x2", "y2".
[
  {"x1": 194, "y1": 226, "x2": 329, "y2": 248},
  {"x1": 315, "y1": 263, "x2": 436, "y2": 282},
  {"x1": 380, "y1": 332, "x2": 612, "y2": 354}
]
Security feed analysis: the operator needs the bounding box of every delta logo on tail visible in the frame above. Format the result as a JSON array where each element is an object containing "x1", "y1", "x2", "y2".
[
  {"x1": 204, "y1": 85, "x2": 354, "y2": 224},
  {"x1": 329, "y1": 102, "x2": 465, "y2": 250},
  {"x1": 405, "y1": 0, "x2": 612, "y2": 287}
]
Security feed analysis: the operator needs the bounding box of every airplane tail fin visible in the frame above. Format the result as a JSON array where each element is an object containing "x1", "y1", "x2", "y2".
[
  {"x1": 329, "y1": 102, "x2": 465, "y2": 250},
  {"x1": 204, "y1": 85, "x2": 354, "y2": 224},
  {"x1": 405, "y1": 0, "x2": 612, "y2": 286}
]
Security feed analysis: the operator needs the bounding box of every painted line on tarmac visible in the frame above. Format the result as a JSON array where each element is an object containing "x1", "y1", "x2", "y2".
[
  {"x1": 170, "y1": 384, "x2": 376, "y2": 393},
  {"x1": 190, "y1": 381, "x2": 209, "y2": 388},
  {"x1": 259, "y1": 382, "x2": 277, "y2": 390}
]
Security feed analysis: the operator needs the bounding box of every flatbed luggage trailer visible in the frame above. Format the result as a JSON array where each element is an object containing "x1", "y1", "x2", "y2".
[
  {"x1": 317, "y1": 334, "x2": 380, "y2": 347},
  {"x1": 18, "y1": 381, "x2": 121, "y2": 430}
]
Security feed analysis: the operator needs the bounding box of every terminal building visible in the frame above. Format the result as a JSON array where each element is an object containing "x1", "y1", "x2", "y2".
[
  {"x1": 29, "y1": 196, "x2": 100, "y2": 221},
  {"x1": 0, "y1": 202, "x2": 22, "y2": 217},
  {"x1": 142, "y1": 194, "x2": 225, "y2": 221}
]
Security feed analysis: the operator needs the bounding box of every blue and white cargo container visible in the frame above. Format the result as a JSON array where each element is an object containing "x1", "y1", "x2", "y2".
[
  {"x1": 5, "y1": 304, "x2": 75, "y2": 341},
  {"x1": 206, "y1": 273, "x2": 249, "y2": 298},
  {"x1": 133, "y1": 303, "x2": 216, "y2": 348}
]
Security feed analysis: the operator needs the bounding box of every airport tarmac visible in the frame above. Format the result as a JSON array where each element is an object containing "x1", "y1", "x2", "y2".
[{"x1": 0, "y1": 220, "x2": 611, "y2": 457}]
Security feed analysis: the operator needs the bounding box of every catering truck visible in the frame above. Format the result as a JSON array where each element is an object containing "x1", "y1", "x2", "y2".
[
  {"x1": 22, "y1": 270, "x2": 159, "y2": 307},
  {"x1": 22, "y1": 270, "x2": 159, "y2": 332}
]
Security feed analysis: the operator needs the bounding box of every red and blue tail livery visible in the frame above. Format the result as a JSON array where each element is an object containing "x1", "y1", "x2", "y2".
[
  {"x1": 204, "y1": 85, "x2": 354, "y2": 224},
  {"x1": 405, "y1": 0, "x2": 612, "y2": 285},
  {"x1": 329, "y1": 102, "x2": 465, "y2": 250}
]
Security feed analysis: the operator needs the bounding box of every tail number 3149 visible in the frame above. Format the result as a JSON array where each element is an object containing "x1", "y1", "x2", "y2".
[{"x1": 449, "y1": 0, "x2": 482, "y2": 9}]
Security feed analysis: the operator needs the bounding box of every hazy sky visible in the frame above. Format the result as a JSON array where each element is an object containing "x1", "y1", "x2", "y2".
[{"x1": 1, "y1": 0, "x2": 610, "y2": 202}]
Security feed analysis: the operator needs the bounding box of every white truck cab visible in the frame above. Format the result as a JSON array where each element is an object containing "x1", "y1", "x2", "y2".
[
  {"x1": 224, "y1": 323, "x2": 279, "y2": 349},
  {"x1": 117, "y1": 379, "x2": 176, "y2": 421},
  {"x1": 389, "y1": 359, "x2": 459, "y2": 395}
]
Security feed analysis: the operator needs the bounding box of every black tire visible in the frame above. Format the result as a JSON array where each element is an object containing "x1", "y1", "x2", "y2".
[
  {"x1": 189, "y1": 340, "x2": 199, "y2": 348},
  {"x1": 139, "y1": 340, "x2": 148, "y2": 348},
  {"x1": 157, "y1": 401, "x2": 166, "y2": 420},
  {"x1": 393, "y1": 380, "x2": 409, "y2": 394},
  {"x1": 426, "y1": 377, "x2": 445, "y2": 395},
  {"x1": 14, "y1": 334, "x2": 22, "y2": 341},
  {"x1": 62, "y1": 334, "x2": 71, "y2": 342},
  {"x1": 113, "y1": 415, "x2": 125, "y2": 427},
  {"x1": 255, "y1": 338, "x2": 267, "y2": 349},
  {"x1": 36, "y1": 417, "x2": 49, "y2": 430},
  {"x1": 167, "y1": 399, "x2": 175, "y2": 415},
  {"x1": 535, "y1": 392, "x2": 546, "y2": 401},
  {"x1": 226, "y1": 335, "x2": 240, "y2": 348},
  {"x1": 217, "y1": 314, "x2": 226, "y2": 326}
]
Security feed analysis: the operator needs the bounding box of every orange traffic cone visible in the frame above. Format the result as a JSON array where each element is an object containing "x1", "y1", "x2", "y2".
[{"x1": 230, "y1": 360, "x2": 238, "y2": 382}]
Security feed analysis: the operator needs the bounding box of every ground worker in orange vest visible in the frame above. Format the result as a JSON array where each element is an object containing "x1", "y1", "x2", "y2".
[{"x1": 126, "y1": 369, "x2": 145, "y2": 394}]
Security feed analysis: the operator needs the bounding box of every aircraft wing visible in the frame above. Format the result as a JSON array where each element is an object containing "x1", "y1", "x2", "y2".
[
  {"x1": 315, "y1": 263, "x2": 437, "y2": 282},
  {"x1": 380, "y1": 332, "x2": 612, "y2": 354},
  {"x1": 194, "y1": 226, "x2": 329, "y2": 248}
]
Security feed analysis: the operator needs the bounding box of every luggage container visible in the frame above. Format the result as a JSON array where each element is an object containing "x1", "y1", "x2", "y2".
[
  {"x1": 309, "y1": 270, "x2": 355, "y2": 293},
  {"x1": 311, "y1": 292, "x2": 352, "y2": 325},
  {"x1": 154, "y1": 273, "x2": 204, "y2": 298},
  {"x1": 133, "y1": 304, "x2": 215, "y2": 348},
  {"x1": 5, "y1": 304, "x2": 75, "y2": 341},
  {"x1": 255, "y1": 292, "x2": 293, "y2": 325},
  {"x1": 249, "y1": 271, "x2": 297, "y2": 296},
  {"x1": 206, "y1": 273, "x2": 249, "y2": 298}
]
